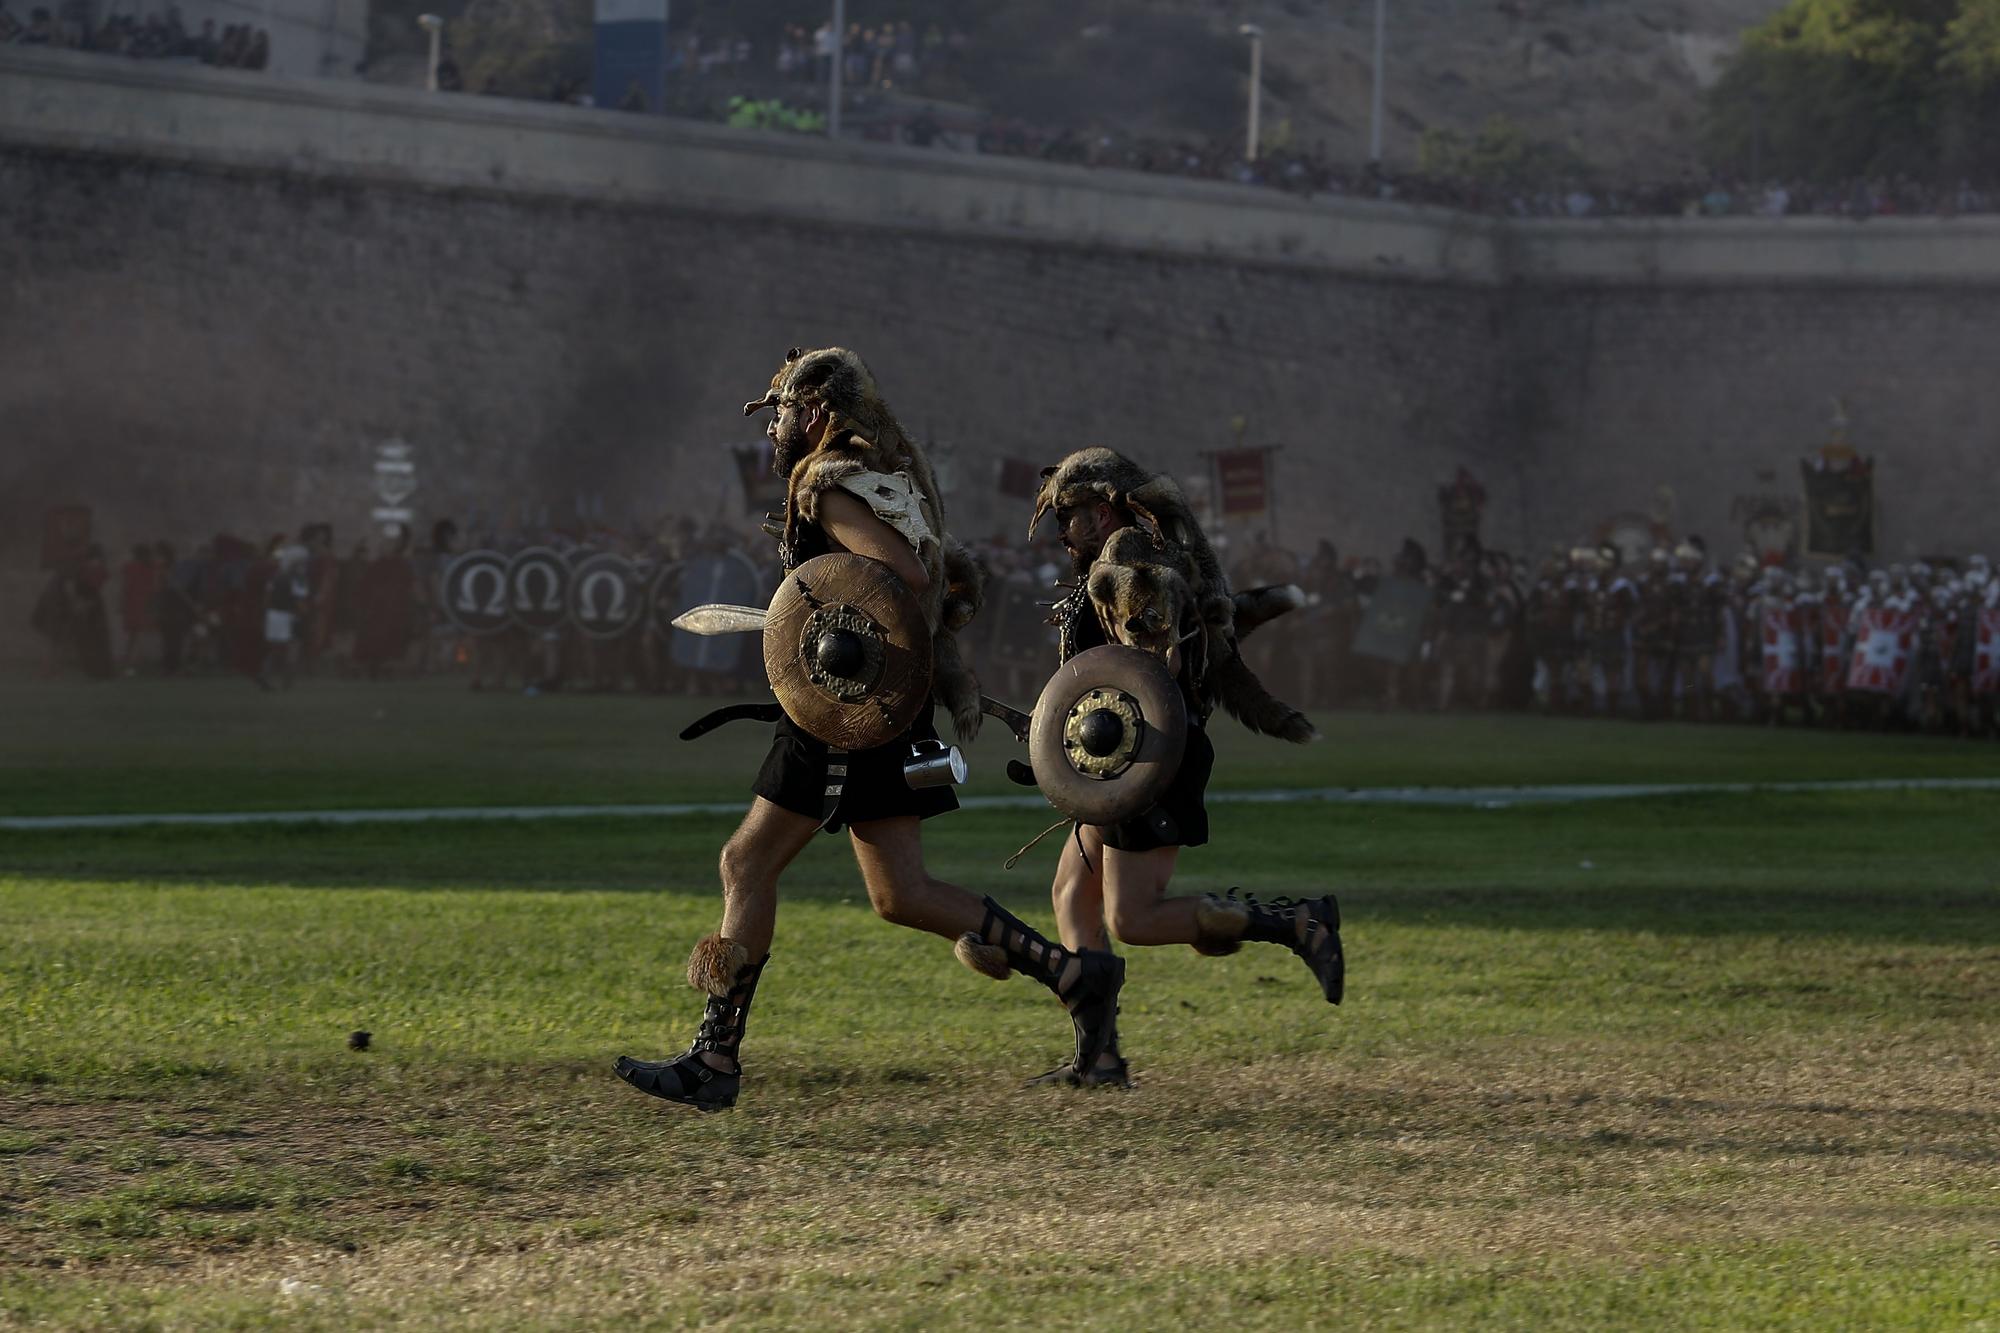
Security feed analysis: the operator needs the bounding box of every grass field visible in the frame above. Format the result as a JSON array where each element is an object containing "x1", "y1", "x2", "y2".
[
  {"x1": 7, "y1": 677, "x2": 2000, "y2": 816},
  {"x1": 2, "y1": 681, "x2": 1998, "y2": 1329}
]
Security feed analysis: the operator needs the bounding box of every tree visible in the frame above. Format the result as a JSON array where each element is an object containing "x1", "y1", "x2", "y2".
[
  {"x1": 1702, "y1": 0, "x2": 2000, "y2": 180},
  {"x1": 453, "y1": 0, "x2": 590, "y2": 97},
  {"x1": 1417, "y1": 115, "x2": 1587, "y2": 189}
]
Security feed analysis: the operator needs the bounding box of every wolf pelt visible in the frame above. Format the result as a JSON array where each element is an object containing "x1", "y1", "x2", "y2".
[
  {"x1": 744, "y1": 347, "x2": 984, "y2": 740},
  {"x1": 1036, "y1": 447, "x2": 1316, "y2": 744}
]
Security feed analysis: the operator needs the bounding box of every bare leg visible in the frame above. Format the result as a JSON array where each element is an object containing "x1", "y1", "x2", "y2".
[
  {"x1": 1050, "y1": 824, "x2": 1109, "y2": 952},
  {"x1": 1098, "y1": 844, "x2": 1197, "y2": 946},
  {"x1": 684, "y1": 797, "x2": 821, "y2": 1074},
  {"x1": 845, "y1": 815, "x2": 991, "y2": 941},
  {"x1": 716, "y1": 797, "x2": 822, "y2": 958},
  {"x1": 847, "y1": 817, "x2": 1122, "y2": 1072},
  {"x1": 1097, "y1": 844, "x2": 1346, "y2": 1005}
]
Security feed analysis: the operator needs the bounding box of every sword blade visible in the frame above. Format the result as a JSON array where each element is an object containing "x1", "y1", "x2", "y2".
[{"x1": 671, "y1": 604, "x2": 768, "y2": 635}]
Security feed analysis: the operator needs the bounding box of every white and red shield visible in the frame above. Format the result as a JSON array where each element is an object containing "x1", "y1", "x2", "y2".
[
  {"x1": 1760, "y1": 605, "x2": 1805, "y2": 696},
  {"x1": 1976, "y1": 607, "x2": 2000, "y2": 697},
  {"x1": 1845, "y1": 607, "x2": 1917, "y2": 695},
  {"x1": 1818, "y1": 601, "x2": 1849, "y2": 694}
]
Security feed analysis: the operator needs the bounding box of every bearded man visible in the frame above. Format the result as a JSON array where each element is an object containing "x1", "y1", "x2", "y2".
[
  {"x1": 993, "y1": 448, "x2": 1342, "y2": 1088},
  {"x1": 615, "y1": 349, "x2": 1123, "y2": 1111}
]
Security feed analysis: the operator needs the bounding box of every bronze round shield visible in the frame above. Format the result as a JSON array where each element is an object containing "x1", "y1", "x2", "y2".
[
  {"x1": 1028, "y1": 644, "x2": 1187, "y2": 825},
  {"x1": 765, "y1": 553, "x2": 933, "y2": 750}
]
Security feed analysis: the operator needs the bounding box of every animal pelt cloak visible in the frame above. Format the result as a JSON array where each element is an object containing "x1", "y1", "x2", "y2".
[
  {"x1": 1031, "y1": 447, "x2": 1316, "y2": 744},
  {"x1": 744, "y1": 347, "x2": 985, "y2": 741}
]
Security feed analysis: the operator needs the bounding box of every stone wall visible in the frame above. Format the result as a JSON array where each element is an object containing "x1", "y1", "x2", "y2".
[
  {"x1": 5, "y1": 46, "x2": 2000, "y2": 664},
  {"x1": 1505, "y1": 283, "x2": 2000, "y2": 562},
  {"x1": 1, "y1": 147, "x2": 1509, "y2": 554},
  {"x1": 0, "y1": 48, "x2": 1516, "y2": 660}
]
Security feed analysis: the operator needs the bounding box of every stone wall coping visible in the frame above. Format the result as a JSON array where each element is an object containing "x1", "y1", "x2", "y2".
[
  {"x1": 12, "y1": 47, "x2": 2000, "y2": 286},
  {"x1": 0, "y1": 46, "x2": 1501, "y2": 282}
]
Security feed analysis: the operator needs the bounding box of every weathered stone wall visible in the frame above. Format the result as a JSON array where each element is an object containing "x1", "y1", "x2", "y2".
[
  {"x1": 1502, "y1": 280, "x2": 2000, "y2": 562},
  {"x1": 0, "y1": 147, "x2": 1508, "y2": 553},
  {"x1": 0, "y1": 49, "x2": 1515, "y2": 658},
  {"x1": 5, "y1": 46, "x2": 2000, "y2": 665}
]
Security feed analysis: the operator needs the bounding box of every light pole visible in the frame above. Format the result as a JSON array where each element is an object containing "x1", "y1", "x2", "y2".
[
  {"x1": 1368, "y1": 0, "x2": 1385, "y2": 161},
  {"x1": 827, "y1": 0, "x2": 845, "y2": 139},
  {"x1": 1239, "y1": 23, "x2": 1263, "y2": 161},
  {"x1": 418, "y1": 12, "x2": 443, "y2": 92}
]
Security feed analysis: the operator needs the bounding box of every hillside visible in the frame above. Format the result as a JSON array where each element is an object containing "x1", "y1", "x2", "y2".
[
  {"x1": 1243, "y1": 0, "x2": 1784, "y2": 176},
  {"x1": 363, "y1": 0, "x2": 1791, "y2": 179}
]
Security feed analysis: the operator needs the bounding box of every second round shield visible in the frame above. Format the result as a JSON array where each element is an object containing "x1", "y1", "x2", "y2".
[
  {"x1": 441, "y1": 550, "x2": 512, "y2": 636},
  {"x1": 765, "y1": 553, "x2": 932, "y2": 750},
  {"x1": 507, "y1": 547, "x2": 571, "y2": 634},
  {"x1": 1028, "y1": 644, "x2": 1187, "y2": 825},
  {"x1": 568, "y1": 552, "x2": 645, "y2": 640}
]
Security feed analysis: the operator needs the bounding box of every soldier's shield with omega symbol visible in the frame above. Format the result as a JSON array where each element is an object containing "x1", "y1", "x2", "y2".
[
  {"x1": 506, "y1": 547, "x2": 571, "y2": 634},
  {"x1": 568, "y1": 552, "x2": 645, "y2": 640},
  {"x1": 764, "y1": 553, "x2": 933, "y2": 750},
  {"x1": 1028, "y1": 644, "x2": 1188, "y2": 825},
  {"x1": 440, "y1": 550, "x2": 513, "y2": 636}
]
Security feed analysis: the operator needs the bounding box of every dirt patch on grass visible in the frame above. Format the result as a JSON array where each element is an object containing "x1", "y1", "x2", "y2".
[{"x1": 6, "y1": 1047, "x2": 1997, "y2": 1287}]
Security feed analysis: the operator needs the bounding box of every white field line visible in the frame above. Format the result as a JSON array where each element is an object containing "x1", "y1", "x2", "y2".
[{"x1": 5, "y1": 778, "x2": 2000, "y2": 831}]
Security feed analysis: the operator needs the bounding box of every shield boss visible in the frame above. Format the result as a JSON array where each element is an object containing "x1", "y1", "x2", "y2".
[
  {"x1": 1028, "y1": 644, "x2": 1187, "y2": 825},
  {"x1": 765, "y1": 553, "x2": 933, "y2": 750}
]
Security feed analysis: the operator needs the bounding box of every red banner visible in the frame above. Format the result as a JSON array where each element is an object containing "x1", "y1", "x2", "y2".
[
  {"x1": 1214, "y1": 449, "x2": 1270, "y2": 517},
  {"x1": 1845, "y1": 607, "x2": 1918, "y2": 696},
  {"x1": 1976, "y1": 607, "x2": 2000, "y2": 697},
  {"x1": 997, "y1": 457, "x2": 1043, "y2": 500},
  {"x1": 1760, "y1": 604, "x2": 1805, "y2": 696},
  {"x1": 1818, "y1": 600, "x2": 1849, "y2": 695}
]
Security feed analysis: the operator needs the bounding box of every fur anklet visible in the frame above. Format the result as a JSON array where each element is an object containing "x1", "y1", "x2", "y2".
[
  {"x1": 1191, "y1": 894, "x2": 1248, "y2": 957},
  {"x1": 686, "y1": 934, "x2": 750, "y2": 997},
  {"x1": 953, "y1": 932, "x2": 1012, "y2": 981}
]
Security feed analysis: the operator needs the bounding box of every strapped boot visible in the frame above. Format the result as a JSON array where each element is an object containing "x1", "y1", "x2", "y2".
[
  {"x1": 954, "y1": 897, "x2": 1125, "y2": 1073},
  {"x1": 1025, "y1": 1012, "x2": 1132, "y2": 1090},
  {"x1": 1195, "y1": 889, "x2": 1345, "y2": 1004},
  {"x1": 614, "y1": 938, "x2": 767, "y2": 1113}
]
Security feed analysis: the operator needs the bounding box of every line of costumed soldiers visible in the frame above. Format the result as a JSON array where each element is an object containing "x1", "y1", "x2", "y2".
[
  {"x1": 434, "y1": 538, "x2": 775, "y2": 686},
  {"x1": 1527, "y1": 541, "x2": 2000, "y2": 733}
]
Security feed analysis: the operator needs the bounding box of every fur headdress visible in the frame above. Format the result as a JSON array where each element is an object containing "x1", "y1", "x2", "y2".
[
  {"x1": 1033, "y1": 448, "x2": 1315, "y2": 743},
  {"x1": 745, "y1": 347, "x2": 985, "y2": 740}
]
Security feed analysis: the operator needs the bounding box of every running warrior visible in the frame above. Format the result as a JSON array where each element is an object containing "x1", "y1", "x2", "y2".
[
  {"x1": 615, "y1": 349, "x2": 1124, "y2": 1111},
  {"x1": 991, "y1": 448, "x2": 1343, "y2": 1088}
]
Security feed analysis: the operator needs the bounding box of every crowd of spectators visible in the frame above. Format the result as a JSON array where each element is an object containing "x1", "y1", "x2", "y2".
[
  {"x1": 765, "y1": 17, "x2": 968, "y2": 91},
  {"x1": 0, "y1": 0, "x2": 269, "y2": 69},
  {"x1": 900, "y1": 121, "x2": 2000, "y2": 221},
  {"x1": 708, "y1": 15, "x2": 2000, "y2": 221},
  {"x1": 29, "y1": 504, "x2": 1999, "y2": 739},
  {"x1": 9, "y1": 2, "x2": 1997, "y2": 220}
]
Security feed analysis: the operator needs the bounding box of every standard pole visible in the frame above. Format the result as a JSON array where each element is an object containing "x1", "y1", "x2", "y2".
[
  {"x1": 828, "y1": 0, "x2": 845, "y2": 139},
  {"x1": 1246, "y1": 31, "x2": 1262, "y2": 160},
  {"x1": 420, "y1": 16, "x2": 442, "y2": 92},
  {"x1": 1369, "y1": 0, "x2": 1385, "y2": 162}
]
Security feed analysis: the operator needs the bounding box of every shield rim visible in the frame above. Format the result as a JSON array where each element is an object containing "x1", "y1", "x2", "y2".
[
  {"x1": 1028, "y1": 644, "x2": 1187, "y2": 825},
  {"x1": 765, "y1": 553, "x2": 933, "y2": 750},
  {"x1": 505, "y1": 546, "x2": 573, "y2": 634},
  {"x1": 440, "y1": 549, "x2": 514, "y2": 638},
  {"x1": 567, "y1": 551, "x2": 646, "y2": 641}
]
